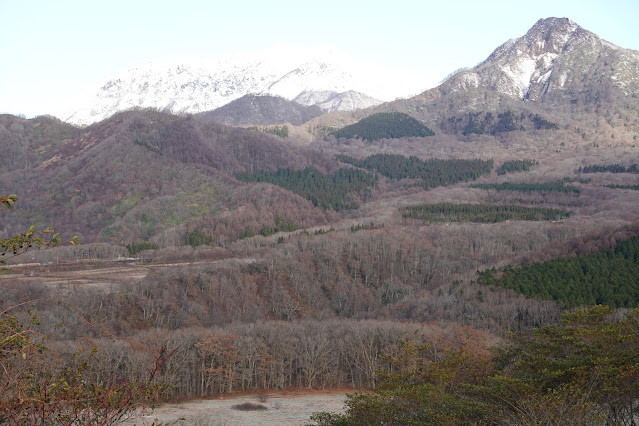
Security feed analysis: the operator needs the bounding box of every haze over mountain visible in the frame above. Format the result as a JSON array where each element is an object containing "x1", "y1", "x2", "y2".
[{"x1": 64, "y1": 46, "x2": 426, "y2": 127}]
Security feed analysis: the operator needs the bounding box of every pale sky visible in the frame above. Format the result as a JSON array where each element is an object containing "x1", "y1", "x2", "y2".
[{"x1": 1, "y1": 0, "x2": 637, "y2": 118}]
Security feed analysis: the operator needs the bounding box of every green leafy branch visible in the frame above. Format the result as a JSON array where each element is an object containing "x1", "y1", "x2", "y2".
[
  {"x1": 0, "y1": 194, "x2": 79, "y2": 267},
  {"x1": 0, "y1": 194, "x2": 18, "y2": 210}
]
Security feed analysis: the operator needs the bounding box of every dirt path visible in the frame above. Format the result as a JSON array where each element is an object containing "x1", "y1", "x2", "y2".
[{"x1": 0, "y1": 257, "x2": 257, "y2": 290}]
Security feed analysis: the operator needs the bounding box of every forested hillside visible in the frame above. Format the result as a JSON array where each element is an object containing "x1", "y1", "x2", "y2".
[
  {"x1": 0, "y1": 110, "x2": 338, "y2": 244},
  {"x1": 0, "y1": 114, "x2": 81, "y2": 170}
]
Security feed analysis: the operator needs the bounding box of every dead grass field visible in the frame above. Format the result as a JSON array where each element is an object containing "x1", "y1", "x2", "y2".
[{"x1": 124, "y1": 391, "x2": 347, "y2": 426}]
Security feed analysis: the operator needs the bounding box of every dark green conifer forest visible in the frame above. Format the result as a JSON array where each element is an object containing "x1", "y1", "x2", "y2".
[
  {"x1": 236, "y1": 167, "x2": 377, "y2": 210},
  {"x1": 477, "y1": 236, "x2": 639, "y2": 308},
  {"x1": 497, "y1": 158, "x2": 539, "y2": 175},
  {"x1": 338, "y1": 154, "x2": 493, "y2": 189},
  {"x1": 332, "y1": 112, "x2": 435, "y2": 140},
  {"x1": 401, "y1": 202, "x2": 570, "y2": 223}
]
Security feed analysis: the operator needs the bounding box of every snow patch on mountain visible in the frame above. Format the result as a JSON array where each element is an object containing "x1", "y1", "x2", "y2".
[
  {"x1": 500, "y1": 58, "x2": 537, "y2": 98},
  {"x1": 458, "y1": 73, "x2": 480, "y2": 90},
  {"x1": 316, "y1": 91, "x2": 383, "y2": 111}
]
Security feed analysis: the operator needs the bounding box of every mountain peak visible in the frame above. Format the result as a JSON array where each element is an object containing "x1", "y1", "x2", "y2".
[
  {"x1": 486, "y1": 17, "x2": 589, "y2": 64},
  {"x1": 434, "y1": 17, "x2": 637, "y2": 103},
  {"x1": 529, "y1": 17, "x2": 579, "y2": 34}
]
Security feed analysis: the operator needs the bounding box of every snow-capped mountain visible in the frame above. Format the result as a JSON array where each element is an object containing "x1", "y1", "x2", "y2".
[
  {"x1": 434, "y1": 17, "x2": 639, "y2": 103},
  {"x1": 64, "y1": 46, "x2": 425, "y2": 126}
]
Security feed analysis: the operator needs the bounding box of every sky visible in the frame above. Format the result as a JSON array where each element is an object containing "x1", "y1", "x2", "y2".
[{"x1": 1, "y1": 0, "x2": 638, "y2": 118}]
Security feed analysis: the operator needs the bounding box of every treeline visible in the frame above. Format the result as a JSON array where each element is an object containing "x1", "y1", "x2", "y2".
[
  {"x1": 477, "y1": 236, "x2": 639, "y2": 308},
  {"x1": 332, "y1": 112, "x2": 435, "y2": 141},
  {"x1": 563, "y1": 176, "x2": 591, "y2": 183},
  {"x1": 312, "y1": 306, "x2": 639, "y2": 425},
  {"x1": 604, "y1": 184, "x2": 639, "y2": 190},
  {"x1": 579, "y1": 163, "x2": 639, "y2": 173},
  {"x1": 126, "y1": 241, "x2": 159, "y2": 256},
  {"x1": 470, "y1": 181, "x2": 579, "y2": 193},
  {"x1": 247, "y1": 125, "x2": 289, "y2": 138},
  {"x1": 401, "y1": 203, "x2": 570, "y2": 223},
  {"x1": 235, "y1": 167, "x2": 378, "y2": 211},
  {"x1": 337, "y1": 154, "x2": 493, "y2": 190},
  {"x1": 497, "y1": 158, "x2": 538, "y2": 175},
  {"x1": 241, "y1": 216, "x2": 298, "y2": 239}
]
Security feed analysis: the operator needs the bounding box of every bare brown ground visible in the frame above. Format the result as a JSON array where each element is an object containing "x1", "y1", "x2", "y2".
[{"x1": 123, "y1": 390, "x2": 348, "y2": 426}]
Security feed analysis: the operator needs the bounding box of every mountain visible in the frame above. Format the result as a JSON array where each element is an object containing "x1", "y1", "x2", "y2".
[
  {"x1": 432, "y1": 17, "x2": 639, "y2": 104},
  {"x1": 314, "y1": 17, "x2": 639, "y2": 140},
  {"x1": 0, "y1": 110, "x2": 338, "y2": 244},
  {"x1": 200, "y1": 94, "x2": 323, "y2": 126},
  {"x1": 64, "y1": 46, "x2": 421, "y2": 126}
]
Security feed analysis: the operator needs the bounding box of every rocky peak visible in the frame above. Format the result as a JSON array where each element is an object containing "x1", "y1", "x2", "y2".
[{"x1": 434, "y1": 17, "x2": 637, "y2": 103}]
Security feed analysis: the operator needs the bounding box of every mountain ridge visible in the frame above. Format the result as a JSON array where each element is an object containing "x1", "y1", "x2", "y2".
[{"x1": 63, "y1": 46, "x2": 423, "y2": 127}]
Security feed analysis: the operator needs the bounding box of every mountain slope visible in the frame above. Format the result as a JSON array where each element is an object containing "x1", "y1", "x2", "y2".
[
  {"x1": 0, "y1": 110, "x2": 337, "y2": 244},
  {"x1": 200, "y1": 95, "x2": 323, "y2": 126}
]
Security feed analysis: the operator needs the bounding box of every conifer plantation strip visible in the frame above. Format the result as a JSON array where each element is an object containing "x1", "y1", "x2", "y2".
[
  {"x1": 236, "y1": 167, "x2": 378, "y2": 211},
  {"x1": 470, "y1": 182, "x2": 579, "y2": 193},
  {"x1": 338, "y1": 154, "x2": 493, "y2": 189},
  {"x1": 497, "y1": 159, "x2": 539, "y2": 175},
  {"x1": 401, "y1": 202, "x2": 570, "y2": 222}
]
